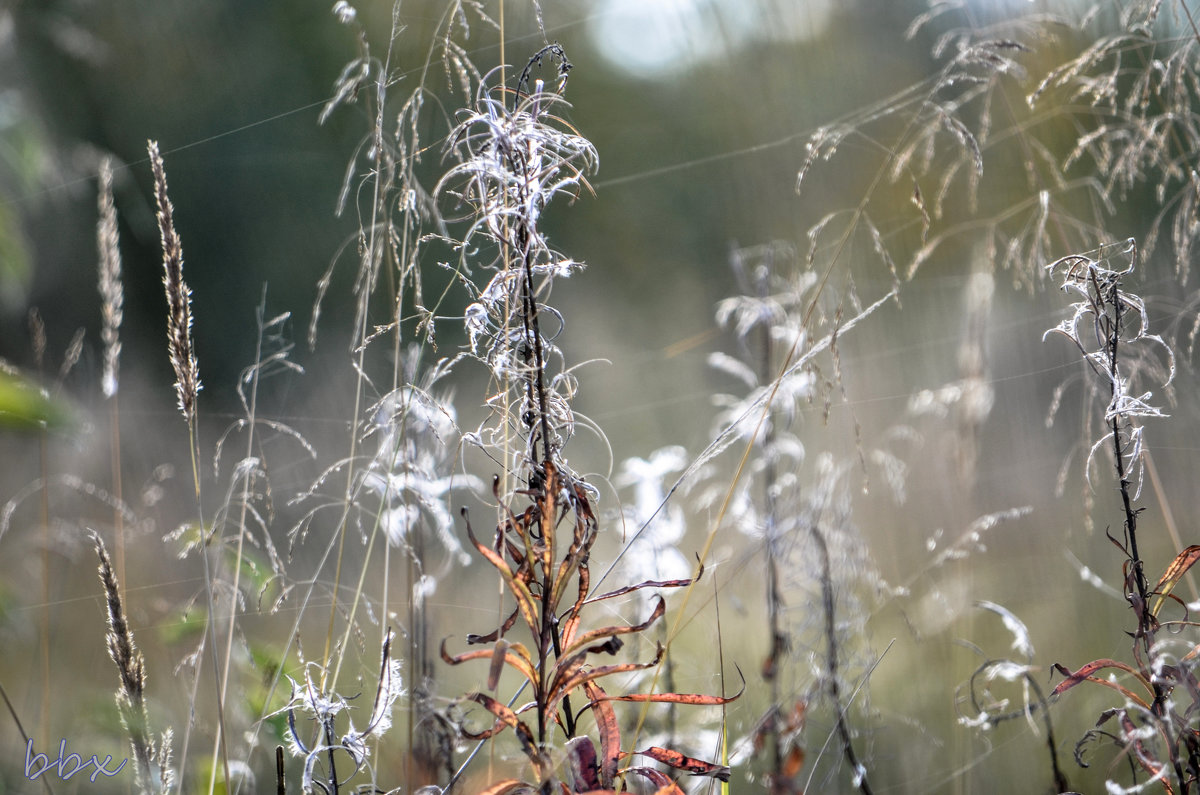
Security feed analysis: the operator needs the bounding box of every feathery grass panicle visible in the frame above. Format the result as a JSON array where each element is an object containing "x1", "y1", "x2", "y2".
[
  {"x1": 148, "y1": 140, "x2": 200, "y2": 426},
  {"x1": 93, "y1": 529, "x2": 145, "y2": 728},
  {"x1": 91, "y1": 529, "x2": 174, "y2": 795},
  {"x1": 97, "y1": 157, "x2": 123, "y2": 399}
]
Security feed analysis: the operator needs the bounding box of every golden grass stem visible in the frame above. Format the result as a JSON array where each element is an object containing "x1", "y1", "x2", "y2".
[{"x1": 39, "y1": 431, "x2": 49, "y2": 756}]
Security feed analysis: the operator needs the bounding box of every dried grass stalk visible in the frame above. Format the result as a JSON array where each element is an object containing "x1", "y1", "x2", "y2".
[
  {"x1": 91, "y1": 530, "x2": 174, "y2": 794},
  {"x1": 97, "y1": 157, "x2": 123, "y2": 399},
  {"x1": 148, "y1": 140, "x2": 200, "y2": 425}
]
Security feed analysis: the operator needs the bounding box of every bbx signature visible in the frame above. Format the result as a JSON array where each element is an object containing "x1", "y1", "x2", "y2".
[{"x1": 25, "y1": 738, "x2": 128, "y2": 783}]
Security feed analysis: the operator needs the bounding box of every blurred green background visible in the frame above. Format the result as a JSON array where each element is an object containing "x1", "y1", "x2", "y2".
[{"x1": 3, "y1": 0, "x2": 1199, "y2": 793}]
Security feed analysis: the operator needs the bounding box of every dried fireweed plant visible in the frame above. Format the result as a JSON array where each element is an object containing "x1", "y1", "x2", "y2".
[
  {"x1": 953, "y1": 242, "x2": 1190, "y2": 795},
  {"x1": 427, "y1": 43, "x2": 752, "y2": 795},
  {"x1": 1039, "y1": 242, "x2": 1200, "y2": 795}
]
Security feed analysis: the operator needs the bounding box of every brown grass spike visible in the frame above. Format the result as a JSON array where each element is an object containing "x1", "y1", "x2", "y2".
[{"x1": 148, "y1": 140, "x2": 201, "y2": 427}]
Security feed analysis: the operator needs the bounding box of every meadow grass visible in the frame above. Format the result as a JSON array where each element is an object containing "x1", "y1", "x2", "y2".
[{"x1": 9, "y1": 1, "x2": 1200, "y2": 793}]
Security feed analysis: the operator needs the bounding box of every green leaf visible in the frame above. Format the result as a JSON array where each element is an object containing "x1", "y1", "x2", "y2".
[{"x1": 0, "y1": 370, "x2": 74, "y2": 431}]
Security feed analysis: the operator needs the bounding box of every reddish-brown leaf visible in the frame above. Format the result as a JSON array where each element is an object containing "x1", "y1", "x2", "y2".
[
  {"x1": 636, "y1": 746, "x2": 731, "y2": 781},
  {"x1": 786, "y1": 700, "x2": 807, "y2": 732},
  {"x1": 1051, "y1": 660, "x2": 1152, "y2": 708},
  {"x1": 584, "y1": 680, "x2": 621, "y2": 788},
  {"x1": 466, "y1": 691, "x2": 522, "y2": 729},
  {"x1": 441, "y1": 639, "x2": 538, "y2": 688},
  {"x1": 599, "y1": 690, "x2": 741, "y2": 707},
  {"x1": 584, "y1": 563, "x2": 703, "y2": 605},
  {"x1": 1153, "y1": 545, "x2": 1200, "y2": 617},
  {"x1": 565, "y1": 736, "x2": 603, "y2": 792},
  {"x1": 586, "y1": 664, "x2": 745, "y2": 708},
  {"x1": 559, "y1": 558, "x2": 590, "y2": 650},
  {"x1": 462, "y1": 510, "x2": 541, "y2": 638},
  {"x1": 464, "y1": 690, "x2": 544, "y2": 767},
  {"x1": 547, "y1": 647, "x2": 665, "y2": 716},
  {"x1": 559, "y1": 597, "x2": 665, "y2": 660},
  {"x1": 466, "y1": 606, "x2": 520, "y2": 644},
  {"x1": 549, "y1": 654, "x2": 588, "y2": 705},
  {"x1": 552, "y1": 510, "x2": 596, "y2": 608},
  {"x1": 1117, "y1": 710, "x2": 1173, "y2": 792},
  {"x1": 782, "y1": 745, "x2": 805, "y2": 778},
  {"x1": 537, "y1": 461, "x2": 562, "y2": 581},
  {"x1": 488, "y1": 639, "x2": 509, "y2": 691}
]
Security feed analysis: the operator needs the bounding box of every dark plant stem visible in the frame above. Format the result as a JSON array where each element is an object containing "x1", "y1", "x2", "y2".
[
  {"x1": 1104, "y1": 282, "x2": 1148, "y2": 609},
  {"x1": 1100, "y1": 274, "x2": 1188, "y2": 794},
  {"x1": 323, "y1": 716, "x2": 340, "y2": 795},
  {"x1": 811, "y1": 522, "x2": 874, "y2": 795},
  {"x1": 506, "y1": 91, "x2": 572, "y2": 769},
  {"x1": 758, "y1": 269, "x2": 788, "y2": 790},
  {"x1": 517, "y1": 221, "x2": 553, "y2": 470},
  {"x1": 1031, "y1": 676, "x2": 1070, "y2": 792},
  {"x1": 1, "y1": 680, "x2": 56, "y2": 795}
]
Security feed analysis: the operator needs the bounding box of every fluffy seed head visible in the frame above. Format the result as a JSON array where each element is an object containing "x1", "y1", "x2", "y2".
[
  {"x1": 97, "y1": 157, "x2": 123, "y2": 398},
  {"x1": 148, "y1": 140, "x2": 201, "y2": 424}
]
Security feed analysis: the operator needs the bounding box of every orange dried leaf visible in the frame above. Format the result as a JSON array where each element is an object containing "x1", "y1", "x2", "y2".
[
  {"x1": 1051, "y1": 660, "x2": 1153, "y2": 708},
  {"x1": 464, "y1": 691, "x2": 543, "y2": 766},
  {"x1": 590, "y1": 664, "x2": 745, "y2": 707},
  {"x1": 584, "y1": 680, "x2": 621, "y2": 788},
  {"x1": 1152, "y1": 545, "x2": 1200, "y2": 617},
  {"x1": 559, "y1": 560, "x2": 590, "y2": 650},
  {"x1": 783, "y1": 746, "x2": 805, "y2": 778},
  {"x1": 488, "y1": 639, "x2": 509, "y2": 691},
  {"x1": 636, "y1": 746, "x2": 731, "y2": 781},
  {"x1": 548, "y1": 648, "x2": 665, "y2": 716},
  {"x1": 466, "y1": 691, "x2": 522, "y2": 730},
  {"x1": 605, "y1": 690, "x2": 741, "y2": 706},
  {"x1": 559, "y1": 596, "x2": 664, "y2": 659},
  {"x1": 463, "y1": 510, "x2": 541, "y2": 637},
  {"x1": 441, "y1": 640, "x2": 538, "y2": 688},
  {"x1": 466, "y1": 606, "x2": 520, "y2": 644}
]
